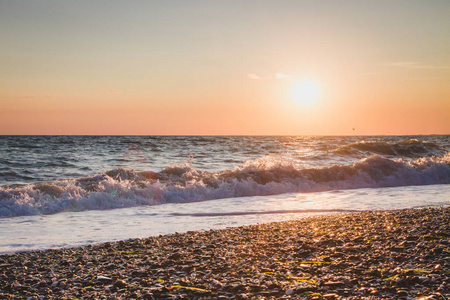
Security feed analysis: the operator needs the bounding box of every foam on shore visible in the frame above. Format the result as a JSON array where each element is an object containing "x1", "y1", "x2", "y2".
[{"x1": 1, "y1": 206, "x2": 449, "y2": 299}]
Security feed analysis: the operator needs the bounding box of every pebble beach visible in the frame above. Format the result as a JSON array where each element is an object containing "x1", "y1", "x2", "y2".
[{"x1": 1, "y1": 207, "x2": 449, "y2": 299}]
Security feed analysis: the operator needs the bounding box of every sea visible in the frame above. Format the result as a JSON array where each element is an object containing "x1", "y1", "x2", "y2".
[{"x1": 1, "y1": 135, "x2": 449, "y2": 254}]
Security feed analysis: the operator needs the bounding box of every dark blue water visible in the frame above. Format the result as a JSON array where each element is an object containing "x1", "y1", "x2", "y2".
[
  {"x1": 0, "y1": 135, "x2": 449, "y2": 218},
  {"x1": 1, "y1": 135, "x2": 448, "y2": 187}
]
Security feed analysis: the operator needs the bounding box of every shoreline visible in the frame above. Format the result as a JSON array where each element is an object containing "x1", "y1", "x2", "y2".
[{"x1": 1, "y1": 207, "x2": 449, "y2": 299}]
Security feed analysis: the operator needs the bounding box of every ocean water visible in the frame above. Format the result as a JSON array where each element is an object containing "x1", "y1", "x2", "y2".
[{"x1": 1, "y1": 135, "x2": 449, "y2": 254}]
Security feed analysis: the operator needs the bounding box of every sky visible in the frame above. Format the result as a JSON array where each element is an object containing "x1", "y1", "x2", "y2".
[{"x1": 1, "y1": 0, "x2": 449, "y2": 135}]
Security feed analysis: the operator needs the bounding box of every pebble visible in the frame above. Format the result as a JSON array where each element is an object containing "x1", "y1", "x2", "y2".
[{"x1": 0, "y1": 207, "x2": 448, "y2": 299}]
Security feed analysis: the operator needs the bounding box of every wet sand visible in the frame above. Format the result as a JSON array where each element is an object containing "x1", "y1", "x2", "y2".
[{"x1": 1, "y1": 207, "x2": 449, "y2": 299}]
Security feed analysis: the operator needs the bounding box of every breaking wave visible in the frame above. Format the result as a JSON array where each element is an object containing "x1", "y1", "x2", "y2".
[
  {"x1": 1, "y1": 152, "x2": 449, "y2": 218},
  {"x1": 334, "y1": 139, "x2": 444, "y2": 157}
]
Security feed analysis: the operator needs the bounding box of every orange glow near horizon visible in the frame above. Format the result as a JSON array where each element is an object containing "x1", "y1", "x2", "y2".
[{"x1": 0, "y1": 1, "x2": 449, "y2": 136}]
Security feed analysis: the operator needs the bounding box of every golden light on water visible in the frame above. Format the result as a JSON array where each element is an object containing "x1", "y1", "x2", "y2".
[{"x1": 290, "y1": 79, "x2": 321, "y2": 106}]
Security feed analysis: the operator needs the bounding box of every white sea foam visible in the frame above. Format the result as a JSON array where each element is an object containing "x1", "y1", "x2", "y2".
[
  {"x1": 1, "y1": 184, "x2": 449, "y2": 254},
  {"x1": 1, "y1": 152, "x2": 449, "y2": 218}
]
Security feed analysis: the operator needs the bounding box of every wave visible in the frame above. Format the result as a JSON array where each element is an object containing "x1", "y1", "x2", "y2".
[
  {"x1": 0, "y1": 170, "x2": 36, "y2": 182},
  {"x1": 334, "y1": 139, "x2": 444, "y2": 157},
  {"x1": 0, "y1": 152, "x2": 449, "y2": 218}
]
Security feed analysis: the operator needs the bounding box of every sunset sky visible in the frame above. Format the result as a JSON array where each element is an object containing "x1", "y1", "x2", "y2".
[{"x1": 1, "y1": 0, "x2": 449, "y2": 135}]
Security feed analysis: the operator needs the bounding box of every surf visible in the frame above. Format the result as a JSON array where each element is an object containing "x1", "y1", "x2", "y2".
[{"x1": 1, "y1": 152, "x2": 449, "y2": 218}]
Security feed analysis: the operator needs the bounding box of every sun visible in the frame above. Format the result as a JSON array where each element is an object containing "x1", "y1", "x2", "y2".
[{"x1": 290, "y1": 79, "x2": 321, "y2": 106}]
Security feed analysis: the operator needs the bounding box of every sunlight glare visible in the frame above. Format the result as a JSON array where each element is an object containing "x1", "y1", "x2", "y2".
[{"x1": 290, "y1": 79, "x2": 321, "y2": 106}]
